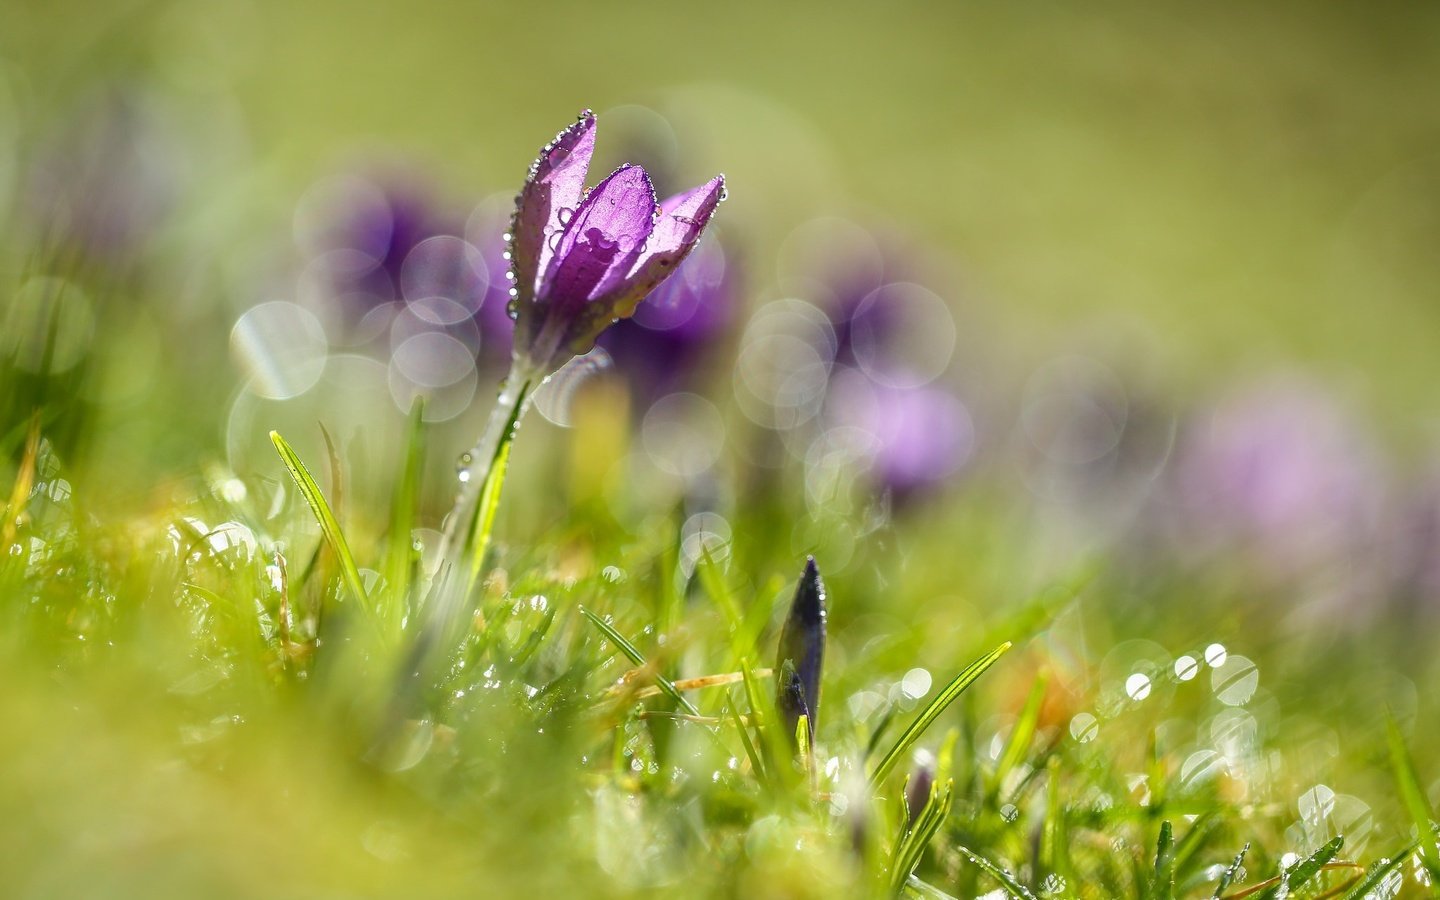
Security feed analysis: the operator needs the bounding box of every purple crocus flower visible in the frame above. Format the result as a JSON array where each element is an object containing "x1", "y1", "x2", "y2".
[{"x1": 507, "y1": 110, "x2": 725, "y2": 375}]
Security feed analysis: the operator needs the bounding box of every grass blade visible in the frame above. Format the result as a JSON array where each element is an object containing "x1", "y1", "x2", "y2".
[
  {"x1": 869, "y1": 642, "x2": 1012, "y2": 790},
  {"x1": 383, "y1": 397, "x2": 426, "y2": 618},
  {"x1": 1386, "y1": 711, "x2": 1439, "y2": 877},
  {"x1": 270, "y1": 430, "x2": 369, "y2": 616},
  {"x1": 955, "y1": 843, "x2": 1039, "y2": 900},
  {"x1": 1250, "y1": 836, "x2": 1343, "y2": 899},
  {"x1": 579, "y1": 606, "x2": 699, "y2": 717},
  {"x1": 904, "y1": 875, "x2": 960, "y2": 899},
  {"x1": 995, "y1": 669, "x2": 1048, "y2": 793},
  {"x1": 1339, "y1": 838, "x2": 1420, "y2": 900},
  {"x1": 1213, "y1": 843, "x2": 1250, "y2": 898},
  {"x1": 1153, "y1": 820, "x2": 1175, "y2": 900}
]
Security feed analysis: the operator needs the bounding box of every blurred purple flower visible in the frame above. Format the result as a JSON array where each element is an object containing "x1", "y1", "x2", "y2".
[
  {"x1": 904, "y1": 753, "x2": 936, "y2": 826},
  {"x1": 308, "y1": 180, "x2": 443, "y2": 316},
  {"x1": 1169, "y1": 378, "x2": 1386, "y2": 580},
  {"x1": 597, "y1": 238, "x2": 738, "y2": 407},
  {"x1": 298, "y1": 176, "x2": 514, "y2": 367},
  {"x1": 826, "y1": 368, "x2": 975, "y2": 504},
  {"x1": 25, "y1": 87, "x2": 179, "y2": 268},
  {"x1": 1387, "y1": 458, "x2": 1440, "y2": 611},
  {"x1": 507, "y1": 110, "x2": 725, "y2": 375}
]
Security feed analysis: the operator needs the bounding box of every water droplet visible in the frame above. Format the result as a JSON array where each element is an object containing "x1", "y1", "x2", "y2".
[
  {"x1": 1000, "y1": 803, "x2": 1019, "y2": 823},
  {"x1": 457, "y1": 451, "x2": 474, "y2": 483},
  {"x1": 1204, "y1": 642, "x2": 1228, "y2": 667},
  {"x1": 1069, "y1": 712, "x2": 1099, "y2": 743},
  {"x1": 547, "y1": 231, "x2": 563, "y2": 252},
  {"x1": 1174, "y1": 655, "x2": 1199, "y2": 681},
  {"x1": 1211, "y1": 655, "x2": 1259, "y2": 706},
  {"x1": 557, "y1": 206, "x2": 575, "y2": 226},
  {"x1": 1125, "y1": 673, "x2": 1152, "y2": 701}
]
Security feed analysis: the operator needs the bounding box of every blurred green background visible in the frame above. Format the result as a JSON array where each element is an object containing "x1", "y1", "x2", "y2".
[{"x1": 6, "y1": 0, "x2": 1440, "y2": 434}]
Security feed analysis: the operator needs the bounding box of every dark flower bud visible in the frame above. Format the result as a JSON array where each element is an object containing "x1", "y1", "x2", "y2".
[{"x1": 774, "y1": 556, "x2": 827, "y2": 745}]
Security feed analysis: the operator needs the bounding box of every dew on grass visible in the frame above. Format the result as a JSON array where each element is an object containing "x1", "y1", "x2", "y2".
[
  {"x1": 534, "y1": 347, "x2": 614, "y2": 427},
  {"x1": 1179, "y1": 748, "x2": 1227, "y2": 792},
  {"x1": 899, "y1": 667, "x2": 932, "y2": 701},
  {"x1": 601, "y1": 565, "x2": 626, "y2": 584},
  {"x1": 1174, "y1": 654, "x2": 1199, "y2": 681},
  {"x1": 1204, "y1": 642, "x2": 1228, "y2": 667},
  {"x1": 1413, "y1": 853, "x2": 1432, "y2": 887},
  {"x1": 1069, "y1": 712, "x2": 1099, "y2": 743},
  {"x1": 1212, "y1": 655, "x2": 1259, "y2": 706},
  {"x1": 1125, "y1": 672, "x2": 1152, "y2": 701},
  {"x1": 1298, "y1": 784, "x2": 1336, "y2": 823}
]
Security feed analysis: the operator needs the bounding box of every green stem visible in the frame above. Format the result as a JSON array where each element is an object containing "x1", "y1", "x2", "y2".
[{"x1": 416, "y1": 360, "x2": 540, "y2": 663}]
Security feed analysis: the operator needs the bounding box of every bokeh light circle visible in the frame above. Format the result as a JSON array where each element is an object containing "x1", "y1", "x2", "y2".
[{"x1": 230, "y1": 300, "x2": 329, "y2": 399}]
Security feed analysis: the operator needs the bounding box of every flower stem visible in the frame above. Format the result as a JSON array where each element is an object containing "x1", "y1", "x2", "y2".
[
  {"x1": 382, "y1": 359, "x2": 540, "y2": 738},
  {"x1": 438, "y1": 359, "x2": 539, "y2": 593}
]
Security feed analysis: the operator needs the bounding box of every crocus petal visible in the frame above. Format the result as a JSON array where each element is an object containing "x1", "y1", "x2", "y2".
[
  {"x1": 510, "y1": 110, "x2": 596, "y2": 304},
  {"x1": 595, "y1": 175, "x2": 725, "y2": 323},
  {"x1": 647, "y1": 176, "x2": 727, "y2": 263},
  {"x1": 544, "y1": 164, "x2": 657, "y2": 307}
]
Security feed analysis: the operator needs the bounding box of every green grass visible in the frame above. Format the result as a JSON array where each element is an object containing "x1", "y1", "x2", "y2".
[{"x1": 3, "y1": 371, "x2": 1439, "y2": 897}]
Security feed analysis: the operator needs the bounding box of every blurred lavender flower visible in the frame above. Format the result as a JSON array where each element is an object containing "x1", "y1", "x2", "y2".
[
  {"x1": 300, "y1": 178, "x2": 442, "y2": 320},
  {"x1": 507, "y1": 110, "x2": 725, "y2": 376},
  {"x1": 775, "y1": 557, "x2": 827, "y2": 746},
  {"x1": 598, "y1": 238, "x2": 738, "y2": 408},
  {"x1": 296, "y1": 175, "x2": 513, "y2": 369},
  {"x1": 1387, "y1": 457, "x2": 1440, "y2": 613},
  {"x1": 824, "y1": 367, "x2": 975, "y2": 506},
  {"x1": 25, "y1": 87, "x2": 180, "y2": 269},
  {"x1": 1167, "y1": 378, "x2": 1386, "y2": 583}
]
